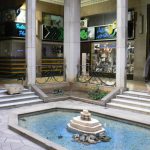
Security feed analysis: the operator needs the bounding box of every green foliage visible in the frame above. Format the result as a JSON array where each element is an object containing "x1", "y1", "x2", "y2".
[
  {"x1": 88, "y1": 85, "x2": 108, "y2": 100},
  {"x1": 52, "y1": 88, "x2": 64, "y2": 96}
]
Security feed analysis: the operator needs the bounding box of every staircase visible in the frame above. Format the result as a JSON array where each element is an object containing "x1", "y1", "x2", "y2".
[
  {"x1": 107, "y1": 91, "x2": 150, "y2": 115},
  {"x1": 0, "y1": 88, "x2": 43, "y2": 109}
]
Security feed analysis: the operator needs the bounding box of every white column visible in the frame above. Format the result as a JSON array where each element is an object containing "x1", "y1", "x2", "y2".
[
  {"x1": 26, "y1": 0, "x2": 36, "y2": 85},
  {"x1": 116, "y1": 0, "x2": 128, "y2": 88},
  {"x1": 64, "y1": 0, "x2": 81, "y2": 82}
]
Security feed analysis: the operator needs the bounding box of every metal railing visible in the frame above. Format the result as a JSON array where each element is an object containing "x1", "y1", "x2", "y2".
[
  {"x1": 36, "y1": 64, "x2": 66, "y2": 84},
  {"x1": 77, "y1": 65, "x2": 116, "y2": 86}
]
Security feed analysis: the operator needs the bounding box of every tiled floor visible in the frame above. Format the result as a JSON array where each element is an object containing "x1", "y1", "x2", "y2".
[{"x1": 0, "y1": 109, "x2": 45, "y2": 150}]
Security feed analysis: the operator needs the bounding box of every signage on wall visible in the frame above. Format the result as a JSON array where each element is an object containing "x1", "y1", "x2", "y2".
[
  {"x1": 95, "y1": 22, "x2": 117, "y2": 40},
  {"x1": 15, "y1": 23, "x2": 26, "y2": 37},
  {"x1": 42, "y1": 13, "x2": 63, "y2": 28},
  {"x1": 42, "y1": 13, "x2": 64, "y2": 41},
  {"x1": 80, "y1": 19, "x2": 88, "y2": 28},
  {"x1": 16, "y1": 23, "x2": 26, "y2": 30},
  {"x1": 88, "y1": 27, "x2": 95, "y2": 40},
  {"x1": 80, "y1": 28, "x2": 88, "y2": 40},
  {"x1": 1, "y1": 9, "x2": 26, "y2": 23},
  {"x1": 80, "y1": 21, "x2": 117, "y2": 41},
  {"x1": 15, "y1": 9, "x2": 26, "y2": 23},
  {"x1": 42, "y1": 25, "x2": 64, "y2": 41},
  {"x1": 1, "y1": 22, "x2": 26, "y2": 38}
]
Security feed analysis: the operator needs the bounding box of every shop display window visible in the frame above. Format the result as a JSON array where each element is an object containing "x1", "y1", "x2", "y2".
[
  {"x1": 91, "y1": 41, "x2": 134, "y2": 77},
  {"x1": 41, "y1": 42, "x2": 63, "y2": 76},
  {"x1": 42, "y1": 42, "x2": 63, "y2": 58},
  {"x1": 91, "y1": 42, "x2": 116, "y2": 74},
  {"x1": 0, "y1": 40, "x2": 25, "y2": 58}
]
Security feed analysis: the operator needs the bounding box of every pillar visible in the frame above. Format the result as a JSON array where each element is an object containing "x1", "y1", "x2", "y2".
[
  {"x1": 116, "y1": 0, "x2": 128, "y2": 88},
  {"x1": 26, "y1": 0, "x2": 36, "y2": 85},
  {"x1": 64, "y1": 0, "x2": 81, "y2": 82}
]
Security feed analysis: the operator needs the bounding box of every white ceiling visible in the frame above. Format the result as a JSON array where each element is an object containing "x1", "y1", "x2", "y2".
[{"x1": 39, "y1": 0, "x2": 110, "y2": 7}]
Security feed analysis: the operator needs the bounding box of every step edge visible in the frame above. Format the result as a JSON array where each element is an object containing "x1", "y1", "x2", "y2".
[
  {"x1": 111, "y1": 99, "x2": 150, "y2": 106},
  {"x1": 107, "y1": 103, "x2": 150, "y2": 112},
  {"x1": 0, "y1": 99, "x2": 43, "y2": 107}
]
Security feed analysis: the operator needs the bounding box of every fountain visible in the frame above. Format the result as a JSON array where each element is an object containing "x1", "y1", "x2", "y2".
[
  {"x1": 67, "y1": 109, "x2": 105, "y2": 135},
  {"x1": 67, "y1": 110, "x2": 111, "y2": 144}
]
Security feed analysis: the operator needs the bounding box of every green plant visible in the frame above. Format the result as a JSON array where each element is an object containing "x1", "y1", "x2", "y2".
[{"x1": 88, "y1": 85, "x2": 108, "y2": 100}]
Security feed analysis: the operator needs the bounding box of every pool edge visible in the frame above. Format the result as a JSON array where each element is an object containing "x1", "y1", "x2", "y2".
[{"x1": 8, "y1": 102, "x2": 150, "y2": 150}]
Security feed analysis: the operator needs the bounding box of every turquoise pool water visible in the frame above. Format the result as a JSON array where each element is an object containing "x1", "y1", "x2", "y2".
[{"x1": 19, "y1": 110, "x2": 150, "y2": 150}]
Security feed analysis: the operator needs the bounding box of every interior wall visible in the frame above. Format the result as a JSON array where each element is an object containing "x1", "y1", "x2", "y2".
[
  {"x1": 81, "y1": 0, "x2": 149, "y2": 81},
  {"x1": 81, "y1": 0, "x2": 116, "y2": 17},
  {"x1": 85, "y1": 12, "x2": 116, "y2": 26},
  {"x1": 132, "y1": 0, "x2": 147, "y2": 81},
  {"x1": 36, "y1": 1, "x2": 63, "y2": 65},
  {"x1": 129, "y1": 0, "x2": 150, "y2": 80}
]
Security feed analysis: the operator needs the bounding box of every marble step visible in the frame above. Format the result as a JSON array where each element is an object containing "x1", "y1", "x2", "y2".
[
  {"x1": 116, "y1": 95, "x2": 150, "y2": 103},
  {"x1": 0, "y1": 88, "x2": 29, "y2": 93},
  {"x1": 0, "y1": 91, "x2": 35, "y2": 99},
  {"x1": 123, "y1": 91, "x2": 150, "y2": 99},
  {"x1": 0, "y1": 95, "x2": 39, "y2": 104},
  {"x1": 0, "y1": 89, "x2": 8, "y2": 93},
  {"x1": 0, "y1": 99, "x2": 43, "y2": 109},
  {"x1": 111, "y1": 98, "x2": 150, "y2": 109},
  {"x1": 107, "y1": 103, "x2": 150, "y2": 115}
]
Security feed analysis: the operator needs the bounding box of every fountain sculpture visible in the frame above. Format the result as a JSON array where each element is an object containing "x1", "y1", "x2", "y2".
[
  {"x1": 67, "y1": 110, "x2": 111, "y2": 144},
  {"x1": 67, "y1": 109, "x2": 105, "y2": 135}
]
